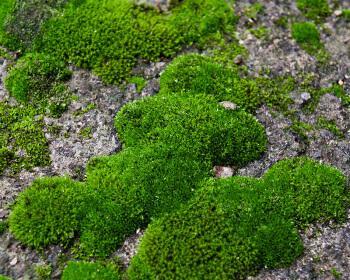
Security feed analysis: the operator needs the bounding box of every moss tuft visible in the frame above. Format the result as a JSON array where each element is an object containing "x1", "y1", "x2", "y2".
[
  {"x1": 296, "y1": 0, "x2": 330, "y2": 22},
  {"x1": 62, "y1": 261, "x2": 122, "y2": 280}
]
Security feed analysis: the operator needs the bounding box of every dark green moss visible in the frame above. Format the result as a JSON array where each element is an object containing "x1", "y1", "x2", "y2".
[
  {"x1": 115, "y1": 94, "x2": 267, "y2": 166},
  {"x1": 296, "y1": 0, "x2": 330, "y2": 22},
  {"x1": 316, "y1": 117, "x2": 344, "y2": 139},
  {"x1": 5, "y1": 53, "x2": 72, "y2": 116},
  {"x1": 159, "y1": 54, "x2": 296, "y2": 113},
  {"x1": 0, "y1": 103, "x2": 50, "y2": 175},
  {"x1": 62, "y1": 261, "x2": 122, "y2": 280},
  {"x1": 128, "y1": 158, "x2": 348, "y2": 279},
  {"x1": 31, "y1": 0, "x2": 235, "y2": 84},
  {"x1": 9, "y1": 177, "x2": 86, "y2": 248}
]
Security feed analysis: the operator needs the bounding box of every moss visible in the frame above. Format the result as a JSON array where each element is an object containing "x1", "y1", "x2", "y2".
[
  {"x1": 62, "y1": 261, "x2": 122, "y2": 280},
  {"x1": 128, "y1": 76, "x2": 147, "y2": 94},
  {"x1": 0, "y1": 103, "x2": 50, "y2": 175},
  {"x1": 0, "y1": 0, "x2": 16, "y2": 48},
  {"x1": 5, "y1": 53, "x2": 72, "y2": 116},
  {"x1": 78, "y1": 144, "x2": 211, "y2": 257},
  {"x1": 128, "y1": 158, "x2": 348, "y2": 279},
  {"x1": 30, "y1": 0, "x2": 235, "y2": 84},
  {"x1": 0, "y1": 276, "x2": 12, "y2": 280},
  {"x1": 79, "y1": 126, "x2": 93, "y2": 139},
  {"x1": 263, "y1": 157, "x2": 349, "y2": 227},
  {"x1": 159, "y1": 53, "x2": 296, "y2": 113},
  {"x1": 291, "y1": 22, "x2": 326, "y2": 59},
  {"x1": 316, "y1": 117, "x2": 344, "y2": 139},
  {"x1": 35, "y1": 264, "x2": 52, "y2": 280},
  {"x1": 296, "y1": 0, "x2": 330, "y2": 22},
  {"x1": 330, "y1": 268, "x2": 342, "y2": 279},
  {"x1": 244, "y1": 3, "x2": 264, "y2": 20},
  {"x1": 9, "y1": 177, "x2": 86, "y2": 248},
  {"x1": 249, "y1": 26, "x2": 269, "y2": 40},
  {"x1": 341, "y1": 9, "x2": 350, "y2": 22},
  {"x1": 288, "y1": 121, "x2": 313, "y2": 144},
  {"x1": 274, "y1": 16, "x2": 289, "y2": 29},
  {"x1": 115, "y1": 94, "x2": 267, "y2": 166},
  {"x1": 0, "y1": 221, "x2": 8, "y2": 234}
]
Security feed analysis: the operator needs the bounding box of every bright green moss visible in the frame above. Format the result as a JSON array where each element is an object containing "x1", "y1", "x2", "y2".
[
  {"x1": 0, "y1": 0, "x2": 16, "y2": 47},
  {"x1": 9, "y1": 177, "x2": 86, "y2": 248},
  {"x1": 128, "y1": 176, "x2": 303, "y2": 279},
  {"x1": 291, "y1": 22, "x2": 322, "y2": 55},
  {"x1": 159, "y1": 54, "x2": 296, "y2": 113},
  {"x1": 32, "y1": 0, "x2": 235, "y2": 84},
  {"x1": 128, "y1": 158, "x2": 348, "y2": 279},
  {"x1": 5, "y1": 53, "x2": 71, "y2": 115},
  {"x1": 296, "y1": 0, "x2": 330, "y2": 22},
  {"x1": 79, "y1": 144, "x2": 211, "y2": 257},
  {"x1": 115, "y1": 94, "x2": 267, "y2": 166},
  {"x1": 62, "y1": 261, "x2": 121, "y2": 280},
  {"x1": 35, "y1": 264, "x2": 52, "y2": 280},
  {"x1": 128, "y1": 76, "x2": 147, "y2": 94},
  {"x1": 263, "y1": 157, "x2": 349, "y2": 227},
  {"x1": 0, "y1": 275, "x2": 12, "y2": 280},
  {"x1": 244, "y1": 3, "x2": 264, "y2": 20},
  {"x1": 0, "y1": 103, "x2": 50, "y2": 175},
  {"x1": 342, "y1": 10, "x2": 350, "y2": 21}
]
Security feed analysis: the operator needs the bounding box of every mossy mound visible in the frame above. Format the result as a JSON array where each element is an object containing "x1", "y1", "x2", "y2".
[
  {"x1": 291, "y1": 22, "x2": 321, "y2": 55},
  {"x1": 159, "y1": 53, "x2": 296, "y2": 113},
  {"x1": 296, "y1": 0, "x2": 330, "y2": 23},
  {"x1": 78, "y1": 144, "x2": 211, "y2": 257},
  {"x1": 31, "y1": 0, "x2": 235, "y2": 84},
  {"x1": 0, "y1": 103, "x2": 50, "y2": 175},
  {"x1": 115, "y1": 94, "x2": 267, "y2": 166},
  {"x1": 128, "y1": 158, "x2": 348, "y2": 279},
  {"x1": 62, "y1": 261, "x2": 121, "y2": 280},
  {"x1": 262, "y1": 157, "x2": 349, "y2": 227},
  {"x1": 5, "y1": 53, "x2": 71, "y2": 116},
  {"x1": 9, "y1": 177, "x2": 86, "y2": 248}
]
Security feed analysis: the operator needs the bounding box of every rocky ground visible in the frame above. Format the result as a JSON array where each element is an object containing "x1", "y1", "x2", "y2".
[{"x1": 0, "y1": 0, "x2": 350, "y2": 279}]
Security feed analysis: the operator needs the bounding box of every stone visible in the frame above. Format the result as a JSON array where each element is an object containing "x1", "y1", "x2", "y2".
[
  {"x1": 10, "y1": 257, "x2": 18, "y2": 266},
  {"x1": 134, "y1": 0, "x2": 180, "y2": 12},
  {"x1": 234, "y1": 54, "x2": 244, "y2": 65},
  {"x1": 219, "y1": 101, "x2": 238, "y2": 110},
  {"x1": 213, "y1": 166, "x2": 234, "y2": 178}
]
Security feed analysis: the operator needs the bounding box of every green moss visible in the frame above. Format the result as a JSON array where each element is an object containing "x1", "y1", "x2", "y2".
[
  {"x1": 115, "y1": 94, "x2": 267, "y2": 166},
  {"x1": 78, "y1": 144, "x2": 211, "y2": 257},
  {"x1": 79, "y1": 126, "x2": 93, "y2": 139},
  {"x1": 5, "y1": 53, "x2": 72, "y2": 116},
  {"x1": 0, "y1": 0, "x2": 16, "y2": 48},
  {"x1": 288, "y1": 121, "x2": 313, "y2": 143},
  {"x1": 0, "y1": 275, "x2": 12, "y2": 280},
  {"x1": 249, "y1": 26, "x2": 269, "y2": 40},
  {"x1": 341, "y1": 9, "x2": 350, "y2": 21},
  {"x1": 62, "y1": 261, "x2": 122, "y2": 280},
  {"x1": 274, "y1": 16, "x2": 289, "y2": 29},
  {"x1": 128, "y1": 76, "x2": 147, "y2": 94},
  {"x1": 263, "y1": 157, "x2": 349, "y2": 227},
  {"x1": 296, "y1": 0, "x2": 330, "y2": 22},
  {"x1": 316, "y1": 117, "x2": 344, "y2": 139},
  {"x1": 159, "y1": 54, "x2": 296, "y2": 113},
  {"x1": 30, "y1": 0, "x2": 235, "y2": 84},
  {"x1": 0, "y1": 103, "x2": 50, "y2": 175},
  {"x1": 35, "y1": 264, "x2": 52, "y2": 280},
  {"x1": 291, "y1": 22, "x2": 324, "y2": 57},
  {"x1": 244, "y1": 3, "x2": 264, "y2": 20},
  {"x1": 0, "y1": 221, "x2": 8, "y2": 234},
  {"x1": 128, "y1": 158, "x2": 348, "y2": 279},
  {"x1": 9, "y1": 177, "x2": 86, "y2": 248}
]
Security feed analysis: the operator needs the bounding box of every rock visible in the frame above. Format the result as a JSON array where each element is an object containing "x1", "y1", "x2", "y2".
[
  {"x1": 10, "y1": 257, "x2": 18, "y2": 266},
  {"x1": 134, "y1": 0, "x2": 180, "y2": 12},
  {"x1": 213, "y1": 166, "x2": 234, "y2": 178},
  {"x1": 234, "y1": 54, "x2": 244, "y2": 65},
  {"x1": 219, "y1": 101, "x2": 238, "y2": 110},
  {"x1": 300, "y1": 92, "x2": 311, "y2": 102},
  {"x1": 334, "y1": 10, "x2": 342, "y2": 17},
  {"x1": 290, "y1": 91, "x2": 311, "y2": 105},
  {"x1": 0, "y1": 209, "x2": 8, "y2": 218}
]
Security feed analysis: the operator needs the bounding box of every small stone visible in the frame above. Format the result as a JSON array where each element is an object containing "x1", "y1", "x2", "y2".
[
  {"x1": 10, "y1": 257, "x2": 18, "y2": 266},
  {"x1": 338, "y1": 80, "x2": 344, "y2": 86},
  {"x1": 214, "y1": 166, "x2": 234, "y2": 178},
  {"x1": 301, "y1": 92, "x2": 311, "y2": 102},
  {"x1": 334, "y1": 10, "x2": 342, "y2": 17},
  {"x1": 219, "y1": 101, "x2": 238, "y2": 110},
  {"x1": 233, "y1": 54, "x2": 244, "y2": 65},
  {"x1": 0, "y1": 209, "x2": 8, "y2": 218}
]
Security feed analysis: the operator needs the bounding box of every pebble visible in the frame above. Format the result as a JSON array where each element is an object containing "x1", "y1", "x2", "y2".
[
  {"x1": 219, "y1": 101, "x2": 238, "y2": 110},
  {"x1": 10, "y1": 257, "x2": 18, "y2": 266}
]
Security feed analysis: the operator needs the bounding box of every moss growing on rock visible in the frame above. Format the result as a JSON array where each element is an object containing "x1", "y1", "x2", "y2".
[
  {"x1": 62, "y1": 261, "x2": 122, "y2": 280},
  {"x1": 9, "y1": 177, "x2": 86, "y2": 248},
  {"x1": 128, "y1": 158, "x2": 348, "y2": 279},
  {"x1": 5, "y1": 53, "x2": 72, "y2": 116},
  {"x1": 296, "y1": 0, "x2": 330, "y2": 22},
  {"x1": 115, "y1": 94, "x2": 267, "y2": 166}
]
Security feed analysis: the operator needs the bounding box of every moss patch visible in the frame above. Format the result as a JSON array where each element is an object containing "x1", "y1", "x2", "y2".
[
  {"x1": 296, "y1": 0, "x2": 330, "y2": 23},
  {"x1": 62, "y1": 261, "x2": 122, "y2": 280},
  {"x1": 128, "y1": 158, "x2": 348, "y2": 279}
]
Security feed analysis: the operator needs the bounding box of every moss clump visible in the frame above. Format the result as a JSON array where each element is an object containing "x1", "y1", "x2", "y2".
[
  {"x1": 296, "y1": 0, "x2": 330, "y2": 22},
  {"x1": 115, "y1": 94, "x2": 267, "y2": 166},
  {"x1": 291, "y1": 22, "x2": 328, "y2": 61},
  {"x1": 316, "y1": 117, "x2": 344, "y2": 139},
  {"x1": 0, "y1": 103, "x2": 50, "y2": 175},
  {"x1": 62, "y1": 261, "x2": 121, "y2": 280},
  {"x1": 159, "y1": 53, "x2": 296, "y2": 113},
  {"x1": 35, "y1": 264, "x2": 52, "y2": 280},
  {"x1": 341, "y1": 10, "x2": 350, "y2": 22},
  {"x1": 5, "y1": 53, "x2": 71, "y2": 116},
  {"x1": 262, "y1": 157, "x2": 349, "y2": 227},
  {"x1": 0, "y1": 276, "x2": 12, "y2": 280},
  {"x1": 30, "y1": 0, "x2": 235, "y2": 84},
  {"x1": 78, "y1": 144, "x2": 211, "y2": 257},
  {"x1": 0, "y1": 0, "x2": 15, "y2": 47},
  {"x1": 128, "y1": 158, "x2": 348, "y2": 279},
  {"x1": 9, "y1": 177, "x2": 86, "y2": 248},
  {"x1": 0, "y1": 221, "x2": 8, "y2": 234}
]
